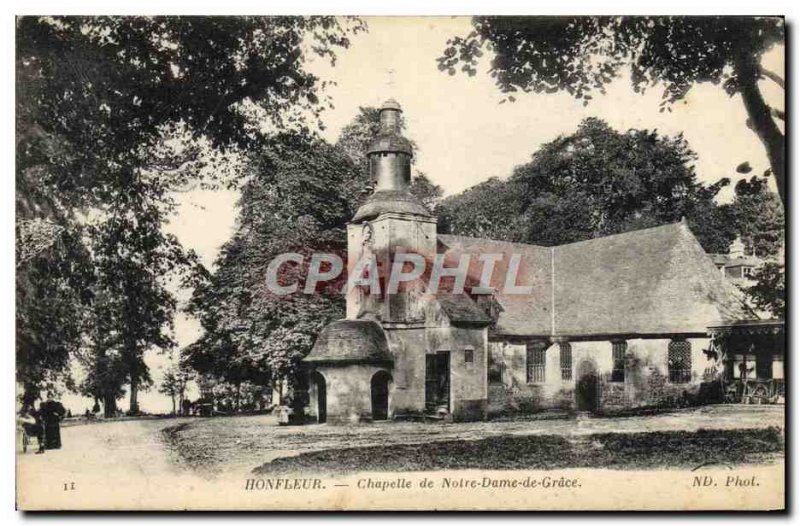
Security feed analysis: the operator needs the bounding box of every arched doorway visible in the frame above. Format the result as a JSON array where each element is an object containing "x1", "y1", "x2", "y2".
[
  {"x1": 575, "y1": 359, "x2": 600, "y2": 412},
  {"x1": 370, "y1": 371, "x2": 391, "y2": 421},
  {"x1": 313, "y1": 371, "x2": 327, "y2": 423}
]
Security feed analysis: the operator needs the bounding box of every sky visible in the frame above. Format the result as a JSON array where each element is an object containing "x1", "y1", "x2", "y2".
[{"x1": 60, "y1": 16, "x2": 785, "y2": 414}]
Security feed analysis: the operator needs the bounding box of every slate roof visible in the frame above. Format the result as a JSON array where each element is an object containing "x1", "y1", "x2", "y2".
[
  {"x1": 367, "y1": 133, "x2": 413, "y2": 155},
  {"x1": 304, "y1": 319, "x2": 393, "y2": 365},
  {"x1": 352, "y1": 189, "x2": 432, "y2": 222},
  {"x1": 552, "y1": 222, "x2": 752, "y2": 336},
  {"x1": 438, "y1": 222, "x2": 755, "y2": 338},
  {"x1": 709, "y1": 253, "x2": 762, "y2": 269},
  {"x1": 435, "y1": 293, "x2": 493, "y2": 325},
  {"x1": 437, "y1": 235, "x2": 553, "y2": 335}
]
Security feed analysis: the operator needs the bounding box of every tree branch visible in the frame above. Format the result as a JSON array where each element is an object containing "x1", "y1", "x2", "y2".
[
  {"x1": 759, "y1": 66, "x2": 785, "y2": 89},
  {"x1": 737, "y1": 56, "x2": 785, "y2": 204}
]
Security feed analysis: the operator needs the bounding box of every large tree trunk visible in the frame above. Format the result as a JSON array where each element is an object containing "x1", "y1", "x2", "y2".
[
  {"x1": 735, "y1": 54, "x2": 785, "y2": 205},
  {"x1": 129, "y1": 377, "x2": 139, "y2": 415},
  {"x1": 104, "y1": 395, "x2": 117, "y2": 418}
]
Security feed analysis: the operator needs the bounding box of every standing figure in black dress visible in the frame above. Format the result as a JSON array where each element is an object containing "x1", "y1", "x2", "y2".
[{"x1": 39, "y1": 396, "x2": 66, "y2": 450}]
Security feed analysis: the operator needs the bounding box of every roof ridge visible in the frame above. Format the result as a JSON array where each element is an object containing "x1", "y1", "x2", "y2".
[
  {"x1": 553, "y1": 221, "x2": 685, "y2": 250},
  {"x1": 438, "y1": 234, "x2": 549, "y2": 250}
]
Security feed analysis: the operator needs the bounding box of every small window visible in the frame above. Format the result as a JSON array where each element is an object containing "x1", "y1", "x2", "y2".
[
  {"x1": 559, "y1": 342, "x2": 572, "y2": 381},
  {"x1": 734, "y1": 354, "x2": 757, "y2": 379},
  {"x1": 733, "y1": 354, "x2": 751, "y2": 379},
  {"x1": 772, "y1": 356, "x2": 784, "y2": 380},
  {"x1": 743, "y1": 266, "x2": 754, "y2": 277},
  {"x1": 526, "y1": 343, "x2": 546, "y2": 384},
  {"x1": 611, "y1": 341, "x2": 626, "y2": 382},
  {"x1": 745, "y1": 354, "x2": 756, "y2": 378},
  {"x1": 464, "y1": 349, "x2": 474, "y2": 364},
  {"x1": 668, "y1": 340, "x2": 692, "y2": 384}
]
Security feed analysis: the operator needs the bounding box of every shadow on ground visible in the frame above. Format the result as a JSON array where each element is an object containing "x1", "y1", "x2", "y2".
[{"x1": 250, "y1": 427, "x2": 784, "y2": 475}]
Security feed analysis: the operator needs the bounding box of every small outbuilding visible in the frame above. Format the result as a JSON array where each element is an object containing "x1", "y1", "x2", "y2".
[{"x1": 305, "y1": 319, "x2": 393, "y2": 424}]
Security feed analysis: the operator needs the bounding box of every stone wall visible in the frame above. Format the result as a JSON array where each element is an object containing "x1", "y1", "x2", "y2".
[
  {"x1": 385, "y1": 327, "x2": 427, "y2": 414},
  {"x1": 346, "y1": 213, "x2": 437, "y2": 322},
  {"x1": 427, "y1": 325, "x2": 488, "y2": 421},
  {"x1": 385, "y1": 324, "x2": 489, "y2": 421},
  {"x1": 308, "y1": 364, "x2": 390, "y2": 425},
  {"x1": 488, "y1": 336, "x2": 715, "y2": 414}
]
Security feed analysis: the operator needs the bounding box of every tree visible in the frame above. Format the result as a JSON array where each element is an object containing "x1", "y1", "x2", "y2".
[
  {"x1": 16, "y1": 16, "x2": 362, "y2": 408},
  {"x1": 77, "y1": 315, "x2": 129, "y2": 418},
  {"x1": 88, "y1": 192, "x2": 192, "y2": 414},
  {"x1": 744, "y1": 262, "x2": 785, "y2": 318},
  {"x1": 185, "y1": 132, "x2": 364, "y2": 414},
  {"x1": 436, "y1": 177, "x2": 519, "y2": 241},
  {"x1": 17, "y1": 16, "x2": 364, "y2": 208},
  {"x1": 438, "y1": 16, "x2": 786, "y2": 203},
  {"x1": 438, "y1": 118, "x2": 735, "y2": 252},
  {"x1": 726, "y1": 174, "x2": 784, "y2": 320},
  {"x1": 411, "y1": 173, "x2": 444, "y2": 213},
  {"x1": 159, "y1": 363, "x2": 190, "y2": 416},
  {"x1": 731, "y1": 176, "x2": 784, "y2": 258},
  {"x1": 16, "y1": 225, "x2": 94, "y2": 410}
]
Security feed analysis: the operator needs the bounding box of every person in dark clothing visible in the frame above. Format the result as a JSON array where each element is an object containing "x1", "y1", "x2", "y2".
[{"x1": 39, "y1": 397, "x2": 66, "y2": 450}]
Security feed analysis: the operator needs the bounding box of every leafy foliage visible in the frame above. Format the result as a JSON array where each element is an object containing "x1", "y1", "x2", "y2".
[
  {"x1": 17, "y1": 16, "x2": 363, "y2": 204},
  {"x1": 731, "y1": 176, "x2": 784, "y2": 258},
  {"x1": 744, "y1": 262, "x2": 785, "y2": 318},
  {"x1": 159, "y1": 361, "x2": 192, "y2": 415},
  {"x1": 438, "y1": 16, "x2": 785, "y2": 202},
  {"x1": 16, "y1": 16, "x2": 361, "y2": 410},
  {"x1": 438, "y1": 118, "x2": 735, "y2": 252},
  {"x1": 184, "y1": 132, "x2": 366, "y2": 406},
  {"x1": 16, "y1": 226, "x2": 94, "y2": 408},
  {"x1": 729, "y1": 176, "x2": 785, "y2": 318}
]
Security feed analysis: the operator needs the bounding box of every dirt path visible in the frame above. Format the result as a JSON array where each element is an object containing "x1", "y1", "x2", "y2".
[
  {"x1": 18, "y1": 418, "x2": 185, "y2": 476},
  {"x1": 16, "y1": 417, "x2": 205, "y2": 509},
  {"x1": 16, "y1": 405, "x2": 785, "y2": 510}
]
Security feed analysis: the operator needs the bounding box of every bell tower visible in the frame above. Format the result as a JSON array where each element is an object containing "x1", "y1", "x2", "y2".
[{"x1": 346, "y1": 100, "x2": 437, "y2": 323}]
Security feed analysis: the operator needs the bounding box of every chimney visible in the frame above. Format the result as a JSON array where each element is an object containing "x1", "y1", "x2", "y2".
[{"x1": 367, "y1": 99, "x2": 413, "y2": 193}]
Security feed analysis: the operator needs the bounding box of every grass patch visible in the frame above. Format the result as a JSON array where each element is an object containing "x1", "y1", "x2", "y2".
[{"x1": 253, "y1": 427, "x2": 783, "y2": 475}]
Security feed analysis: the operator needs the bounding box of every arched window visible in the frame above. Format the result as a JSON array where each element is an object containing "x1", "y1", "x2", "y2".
[
  {"x1": 559, "y1": 342, "x2": 572, "y2": 381},
  {"x1": 668, "y1": 340, "x2": 692, "y2": 384}
]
